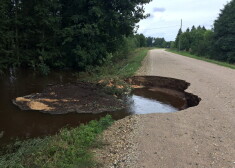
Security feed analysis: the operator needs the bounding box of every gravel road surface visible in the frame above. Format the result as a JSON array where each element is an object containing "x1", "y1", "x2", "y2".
[{"x1": 96, "y1": 49, "x2": 235, "y2": 168}]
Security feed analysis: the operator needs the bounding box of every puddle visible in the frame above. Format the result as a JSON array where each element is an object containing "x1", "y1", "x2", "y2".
[{"x1": 126, "y1": 88, "x2": 185, "y2": 114}]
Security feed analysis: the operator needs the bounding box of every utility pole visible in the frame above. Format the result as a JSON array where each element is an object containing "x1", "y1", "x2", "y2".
[{"x1": 178, "y1": 19, "x2": 182, "y2": 51}]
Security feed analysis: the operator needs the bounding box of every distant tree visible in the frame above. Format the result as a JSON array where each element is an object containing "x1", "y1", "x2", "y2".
[
  {"x1": 175, "y1": 28, "x2": 182, "y2": 50},
  {"x1": 180, "y1": 32, "x2": 191, "y2": 51},
  {"x1": 197, "y1": 25, "x2": 202, "y2": 30},
  {"x1": 173, "y1": 25, "x2": 213, "y2": 56},
  {"x1": 136, "y1": 34, "x2": 147, "y2": 47},
  {"x1": 213, "y1": 0, "x2": 235, "y2": 63},
  {"x1": 172, "y1": 1, "x2": 235, "y2": 63},
  {"x1": 190, "y1": 29, "x2": 204, "y2": 54},
  {"x1": 170, "y1": 41, "x2": 175, "y2": 48},
  {"x1": 153, "y1": 38, "x2": 166, "y2": 48},
  {"x1": 201, "y1": 30, "x2": 214, "y2": 56},
  {"x1": 146, "y1": 37, "x2": 154, "y2": 47},
  {"x1": 191, "y1": 25, "x2": 196, "y2": 31},
  {"x1": 186, "y1": 28, "x2": 190, "y2": 32}
]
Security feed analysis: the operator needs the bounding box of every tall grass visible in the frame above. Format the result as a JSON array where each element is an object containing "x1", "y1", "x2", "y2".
[
  {"x1": 0, "y1": 115, "x2": 114, "y2": 168},
  {"x1": 77, "y1": 48, "x2": 149, "y2": 96}
]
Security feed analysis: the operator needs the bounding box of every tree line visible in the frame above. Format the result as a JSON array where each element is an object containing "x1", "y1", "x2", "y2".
[
  {"x1": 173, "y1": 0, "x2": 235, "y2": 64},
  {"x1": 135, "y1": 34, "x2": 171, "y2": 48},
  {"x1": 0, "y1": 0, "x2": 151, "y2": 75}
]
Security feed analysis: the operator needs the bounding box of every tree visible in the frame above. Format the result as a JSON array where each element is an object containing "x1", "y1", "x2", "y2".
[
  {"x1": 175, "y1": 28, "x2": 182, "y2": 50},
  {"x1": 197, "y1": 25, "x2": 202, "y2": 30},
  {"x1": 173, "y1": 25, "x2": 214, "y2": 57},
  {"x1": 170, "y1": 41, "x2": 175, "y2": 48},
  {"x1": 186, "y1": 28, "x2": 190, "y2": 32},
  {"x1": 153, "y1": 38, "x2": 166, "y2": 48},
  {"x1": 136, "y1": 34, "x2": 147, "y2": 47},
  {"x1": 0, "y1": 0, "x2": 152, "y2": 74},
  {"x1": 213, "y1": 0, "x2": 235, "y2": 63},
  {"x1": 146, "y1": 37, "x2": 154, "y2": 47},
  {"x1": 191, "y1": 25, "x2": 196, "y2": 32},
  {"x1": 0, "y1": 0, "x2": 13, "y2": 73},
  {"x1": 60, "y1": 0, "x2": 151, "y2": 70},
  {"x1": 180, "y1": 32, "x2": 191, "y2": 51}
]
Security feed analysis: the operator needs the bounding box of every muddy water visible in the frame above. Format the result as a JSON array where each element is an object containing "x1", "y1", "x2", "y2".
[
  {"x1": 0, "y1": 69, "x2": 183, "y2": 144},
  {"x1": 127, "y1": 88, "x2": 185, "y2": 114}
]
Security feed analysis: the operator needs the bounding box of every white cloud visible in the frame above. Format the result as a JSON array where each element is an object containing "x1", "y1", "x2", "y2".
[{"x1": 137, "y1": 0, "x2": 231, "y2": 41}]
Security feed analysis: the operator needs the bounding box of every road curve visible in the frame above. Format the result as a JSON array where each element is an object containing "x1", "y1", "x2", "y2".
[{"x1": 134, "y1": 49, "x2": 235, "y2": 168}]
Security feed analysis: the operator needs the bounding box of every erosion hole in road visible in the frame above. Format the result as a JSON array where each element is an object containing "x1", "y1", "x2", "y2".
[
  {"x1": 3, "y1": 74, "x2": 201, "y2": 143},
  {"x1": 125, "y1": 76, "x2": 201, "y2": 114}
]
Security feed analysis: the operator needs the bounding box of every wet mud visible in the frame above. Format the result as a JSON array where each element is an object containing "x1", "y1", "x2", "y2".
[{"x1": 13, "y1": 82, "x2": 124, "y2": 115}]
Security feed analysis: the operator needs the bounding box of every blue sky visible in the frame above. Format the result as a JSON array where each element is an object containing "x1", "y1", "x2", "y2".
[{"x1": 137, "y1": 0, "x2": 231, "y2": 41}]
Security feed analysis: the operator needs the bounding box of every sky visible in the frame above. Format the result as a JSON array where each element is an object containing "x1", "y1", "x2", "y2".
[{"x1": 137, "y1": 0, "x2": 231, "y2": 41}]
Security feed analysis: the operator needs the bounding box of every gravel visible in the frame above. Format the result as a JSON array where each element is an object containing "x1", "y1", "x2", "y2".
[{"x1": 94, "y1": 115, "x2": 141, "y2": 168}]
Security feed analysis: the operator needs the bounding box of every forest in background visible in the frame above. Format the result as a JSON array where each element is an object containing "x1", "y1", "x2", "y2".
[
  {"x1": 0, "y1": 0, "x2": 151, "y2": 75},
  {"x1": 171, "y1": 0, "x2": 235, "y2": 64}
]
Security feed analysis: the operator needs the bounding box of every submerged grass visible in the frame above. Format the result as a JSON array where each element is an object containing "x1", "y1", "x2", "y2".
[
  {"x1": 166, "y1": 49, "x2": 235, "y2": 69},
  {"x1": 0, "y1": 115, "x2": 114, "y2": 168}
]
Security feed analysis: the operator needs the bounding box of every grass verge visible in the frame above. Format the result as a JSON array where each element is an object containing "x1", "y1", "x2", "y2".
[
  {"x1": 0, "y1": 115, "x2": 114, "y2": 168},
  {"x1": 78, "y1": 48, "x2": 150, "y2": 96},
  {"x1": 166, "y1": 49, "x2": 235, "y2": 69}
]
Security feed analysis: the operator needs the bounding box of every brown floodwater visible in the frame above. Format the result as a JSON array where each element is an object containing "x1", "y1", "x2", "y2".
[{"x1": 0, "y1": 69, "x2": 184, "y2": 145}]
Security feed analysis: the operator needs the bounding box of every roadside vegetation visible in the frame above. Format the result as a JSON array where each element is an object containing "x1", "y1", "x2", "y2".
[
  {"x1": 0, "y1": 115, "x2": 114, "y2": 168},
  {"x1": 78, "y1": 47, "x2": 150, "y2": 96}
]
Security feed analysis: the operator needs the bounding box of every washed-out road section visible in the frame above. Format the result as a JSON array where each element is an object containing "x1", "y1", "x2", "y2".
[
  {"x1": 95, "y1": 49, "x2": 235, "y2": 168},
  {"x1": 132, "y1": 49, "x2": 235, "y2": 168}
]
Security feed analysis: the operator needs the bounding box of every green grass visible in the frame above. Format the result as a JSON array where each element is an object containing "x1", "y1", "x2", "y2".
[
  {"x1": 166, "y1": 49, "x2": 235, "y2": 69},
  {"x1": 81, "y1": 47, "x2": 149, "y2": 80},
  {"x1": 76, "y1": 47, "x2": 150, "y2": 96},
  {"x1": 0, "y1": 115, "x2": 114, "y2": 168}
]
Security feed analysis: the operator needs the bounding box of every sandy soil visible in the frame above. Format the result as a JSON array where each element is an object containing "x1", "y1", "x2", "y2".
[{"x1": 132, "y1": 49, "x2": 235, "y2": 168}]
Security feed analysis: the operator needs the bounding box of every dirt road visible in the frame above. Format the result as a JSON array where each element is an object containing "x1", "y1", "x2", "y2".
[{"x1": 134, "y1": 49, "x2": 235, "y2": 168}]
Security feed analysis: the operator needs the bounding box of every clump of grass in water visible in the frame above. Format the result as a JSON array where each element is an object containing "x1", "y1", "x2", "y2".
[{"x1": 0, "y1": 115, "x2": 114, "y2": 168}]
